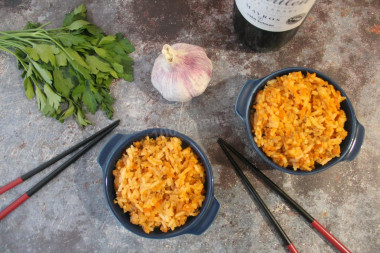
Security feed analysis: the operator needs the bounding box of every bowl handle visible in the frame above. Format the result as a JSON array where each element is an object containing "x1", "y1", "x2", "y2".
[
  {"x1": 187, "y1": 197, "x2": 220, "y2": 235},
  {"x1": 97, "y1": 133, "x2": 130, "y2": 174},
  {"x1": 235, "y1": 79, "x2": 262, "y2": 120},
  {"x1": 343, "y1": 120, "x2": 365, "y2": 161}
]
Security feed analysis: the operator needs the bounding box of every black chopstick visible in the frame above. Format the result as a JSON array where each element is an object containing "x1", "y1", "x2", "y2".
[
  {"x1": 0, "y1": 119, "x2": 120, "y2": 195},
  {"x1": 0, "y1": 120, "x2": 120, "y2": 221},
  {"x1": 218, "y1": 138, "x2": 351, "y2": 253},
  {"x1": 217, "y1": 140, "x2": 299, "y2": 253},
  {"x1": 218, "y1": 138, "x2": 314, "y2": 222}
]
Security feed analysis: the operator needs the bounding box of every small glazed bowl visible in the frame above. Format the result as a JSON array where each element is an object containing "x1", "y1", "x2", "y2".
[
  {"x1": 235, "y1": 67, "x2": 365, "y2": 175},
  {"x1": 97, "y1": 128, "x2": 219, "y2": 239}
]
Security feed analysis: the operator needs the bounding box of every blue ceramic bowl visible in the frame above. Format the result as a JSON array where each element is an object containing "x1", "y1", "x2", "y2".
[
  {"x1": 97, "y1": 128, "x2": 219, "y2": 238},
  {"x1": 235, "y1": 67, "x2": 365, "y2": 175}
]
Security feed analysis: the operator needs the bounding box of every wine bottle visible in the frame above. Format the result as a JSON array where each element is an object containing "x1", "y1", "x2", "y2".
[{"x1": 233, "y1": 0, "x2": 316, "y2": 52}]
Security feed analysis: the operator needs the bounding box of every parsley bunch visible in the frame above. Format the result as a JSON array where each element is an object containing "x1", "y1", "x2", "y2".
[{"x1": 0, "y1": 4, "x2": 134, "y2": 126}]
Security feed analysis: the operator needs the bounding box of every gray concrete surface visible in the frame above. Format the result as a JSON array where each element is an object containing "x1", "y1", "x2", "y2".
[{"x1": 0, "y1": 0, "x2": 379, "y2": 252}]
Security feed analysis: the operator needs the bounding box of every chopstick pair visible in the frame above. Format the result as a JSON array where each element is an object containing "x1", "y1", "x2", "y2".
[
  {"x1": 217, "y1": 138, "x2": 351, "y2": 253},
  {"x1": 0, "y1": 120, "x2": 120, "y2": 221}
]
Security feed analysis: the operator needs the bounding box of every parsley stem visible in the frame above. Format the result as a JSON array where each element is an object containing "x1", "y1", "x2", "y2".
[
  {"x1": 0, "y1": 44, "x2": 28, "y2": 70},
  {"x1": 3, "y1": 22, "x2": 62, "y2": 33},
  {"x1": 0, "y1": 32, "x2": 34, "y2": 46},
  {"x1": 37, "y1": 22, "x2": 52, "y2": 30},
  {"x1": 0, "y1": 39, "x2": 27, "y2": 51}
]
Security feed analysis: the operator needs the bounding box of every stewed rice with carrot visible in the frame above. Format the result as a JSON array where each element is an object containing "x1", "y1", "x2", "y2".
[
  {"x1": 113, "y1": 136, "x2": 206, "y2": 234},
  {"x1": 251, "y1": 71, "x2": 348, "y2": 171}
]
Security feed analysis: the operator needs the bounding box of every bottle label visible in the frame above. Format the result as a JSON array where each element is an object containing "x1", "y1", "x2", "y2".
[{"x1": 235, "y1": 0, "x2": 316, "y2": 32}]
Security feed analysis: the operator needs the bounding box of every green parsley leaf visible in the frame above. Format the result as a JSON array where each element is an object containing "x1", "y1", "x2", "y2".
[
  {"x1": 24, "y1": 21, "x2": 41, "y2": 30},
  {"x1": 112, "y1": 62, "x2": 124, "y2": 73},
  {"x1": 76, "y1": 108, "x2": 92, "y2": 126},
  {"x1": 26, "y1": 62, "x2": 33, "y2": 78},
  {"x1": 65, "y1": 48, "x2": 89, "y2": 69},
  {"x1": 116, "y1": 33, "x2": 135, "y2": 53},
  {"x1": 85, "y1": 25, "x2": 103, "y2": 37},
  {"x1": 58, "y1": 103, "x2": 75, "y2": 122},
  {"x1": 72, "y1": 83, "x2": 85, "y2": 101},
  {"x1": 85, "y1": 55, "x2": 118, "y2": 78},
  {"x1": 44, "y1": 84, "x2": 61, "y2": 110},
  {"x1": 30, "y1": 60, "x2": 53, "y2": 84},
  {"x1": 66, "y1": 20, "x2": 90, "y2": 31},
  {"x1": 53, "y1": 69, "x2": 74, "y2": 97},
  {"x1": 94, "y1": 47, "x2": 109, "y2": 58},
  {"x1": 55, "y1": 51, "x2": 68, "y2": 67},
  {"x1": 26, "y1": 44, "x2": 59, "y2": 66},
  {"x1": 62, "y1": 4, "x2": 87, "y2": 27},
  {"x1": 73, "y1": 4, "x2": 87, "y2": 15},
  {"x1": 35, "y1": 86, "x2": 47, "y2": 112},
  {"x1": 98, "y1": 35, "x2": 116, "y2": 46},
  {"x1": 24, "y1": 77, "x2": 35, "y2": 100},
  {"x1": 82, "y1": 84, "x2": 98, "y2": 114},
  {"x1": 52, "y1": 34, "x2": 88, "y2": 47}
]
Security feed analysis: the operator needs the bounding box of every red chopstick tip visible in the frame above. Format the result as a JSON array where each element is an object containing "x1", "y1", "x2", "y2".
[
  {"x1": 287, "y1": 243, "x2": 299, "y2": 253},
  {"x1": 0, "y1": 193, "x2": 29, "y2": 221},
  {"x1": 311, "y1": 220, "x2": 351, "y2": 253},
  {"x1": 0, "y1": 177, "x2": 23, "y2": 195}
]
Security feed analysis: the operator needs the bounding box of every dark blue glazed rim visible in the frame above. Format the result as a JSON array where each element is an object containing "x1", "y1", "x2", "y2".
[
  {"x1": 235, "y1": 67, "x2": 365, "y2": 175},
  {"x1": 97, "y1": 128, "x2": 219, "y2": 238}
]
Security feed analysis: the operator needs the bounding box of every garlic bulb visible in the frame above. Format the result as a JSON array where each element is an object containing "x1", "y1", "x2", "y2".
[{"x1": 151, "y1": 43, "x2": 212, "y2": 102}]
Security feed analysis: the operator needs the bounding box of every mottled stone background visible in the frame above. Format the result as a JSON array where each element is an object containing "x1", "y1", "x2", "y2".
[{"x1": 0, "y1": 0, "x2": 379, "y2": 252}]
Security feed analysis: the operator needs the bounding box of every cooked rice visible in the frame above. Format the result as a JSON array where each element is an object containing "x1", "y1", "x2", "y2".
[
  {"x1": 251, "y1": 71, "x2": 348, "y2": 171},
  {"x1": 113, "y1": 136, "x2": 206, "y2": 234}
]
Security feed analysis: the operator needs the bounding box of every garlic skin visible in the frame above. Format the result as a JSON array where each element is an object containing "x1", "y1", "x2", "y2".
[{"x1": 151, "y1": 43, "x2": 212, "y2": 102}]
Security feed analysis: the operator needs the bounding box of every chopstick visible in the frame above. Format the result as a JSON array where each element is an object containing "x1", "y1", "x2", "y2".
[
  {"x1": 0, "y1": 120, "x2": 120, "y2": 221},
  {"x1": 218, "y1": 138, "x2": 351, "y2": 253},
  {"x1": 0, "y1": 119, "x2": 120, "y2": 195},
  {"x1": 217, "y1": 140, "x2": 299, "y2": 253}
]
